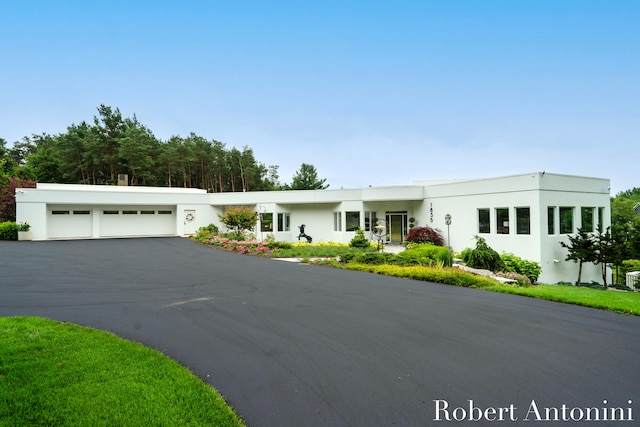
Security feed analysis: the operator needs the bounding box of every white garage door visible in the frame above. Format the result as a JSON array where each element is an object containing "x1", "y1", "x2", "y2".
[
  {"x1": 48, "y1": 209, "x2": 93, "y2": 239},
  {"x1": 99, "y1": 208, "x2": 176, "y2": 237}
]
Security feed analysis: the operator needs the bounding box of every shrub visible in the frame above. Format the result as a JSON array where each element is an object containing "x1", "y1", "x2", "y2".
[
  {"x1": 349, "y1": 227, "x2": 370, "y2": 248},
  {"x1": 351, "y1": 252, "x2": 397, "y2": 265},
  {"x1": 196, "y1": 223, "x2": 219, "y2": 239},
  {"x1": 0, "y1": 221, "x2": 19, "y2": 240},
  {"x1": 500, "y1": 253, "x2": 542, "y2": 283},
  {"x1": 460, "y1": 236, "x2": 505, "y2": 272},
  {"x1": 338, "y1": 252, "x2": 357, "y2": 263},
  {"x1": 221, "y1": 231, "x2": 246, "y2": 241},
  {"x1": 402, "y1": 243, "x2": 451, "y2": 266},
  {"x1": 267, "y1": 241, "x2": 292, "y2": 249},
  {"x1": 405, "y1": 226, "x2": 445, "y2": 246}
]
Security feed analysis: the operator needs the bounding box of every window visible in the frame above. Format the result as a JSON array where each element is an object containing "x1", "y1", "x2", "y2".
[
  {"x1": 598, "y1": 207, "x2": 605, "y2": 231},
  {"x1": 158, "y1": 210, "x2": 172, "y2": 215},
  {"x1": 581, "y1": 207, "x2": 594, "y2": 232},
  {"x1": 123, "y1": 210, "x2": 138, "y2": 215},
  {"x1": 516, "y1": 207, "x2": 530, "y2": 234},
  {"x1": 346, "y1": 211, "x2": 360, "y2": 231},
  {"x1": 333, "y1": 212, "x2": 342, "y2": 231},
  {"x1": 73, "y1": 210, "x2": 90, "y2": 215},
  {"x1": 52, "y1": 210, "x2": 70, "y2": 215},
  {"x1": 496, "y1": 208, "x2": 509, "y2": 234},
  {"x1": 547, "y1": 207, "x2": 556, "y2": 234},
  {"x1": 260, "y1": 213, "x2": 273, "y2": 232},
  {"x1": 141, "y1": 210, "x2": 155, "y2": 215},
  {"x1": 364, "y1": 211, "x2": 377, "y2": 231},
  {"x1": 559, "y1": 207, "x2": 574, "y2": 234},
  {"x1": 103, "y1": 210, "x2": 119, "y2": 215},
  {"x1": 478, "y1": 209, "x2": 490, "y2": 233},
  {"x1": 277, "y1": 213, "x2": 290, "y2": 232}
]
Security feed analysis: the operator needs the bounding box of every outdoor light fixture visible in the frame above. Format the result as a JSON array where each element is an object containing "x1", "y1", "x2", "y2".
[{"x1": 444, "y1": 214, "x2": 452, "y2": 266}]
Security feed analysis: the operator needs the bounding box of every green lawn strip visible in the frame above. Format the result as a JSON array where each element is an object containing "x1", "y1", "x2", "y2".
[
  {"x1": 483, "y1": 284, "x2": 640, "y2": 316},
  {"x1": 272, "y1": 245, "x2": 372, "y2": 259},
  {"x1": 337, "y1": 263, "x2": 640, "y2": 316},
  {"x1": 0, "y1": 317, "x2": 245, "y2": 427}
]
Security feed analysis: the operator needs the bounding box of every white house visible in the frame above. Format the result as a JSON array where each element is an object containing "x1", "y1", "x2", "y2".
[{"x1": 15, "y1": 172, "x2": 611, "y2": 285}]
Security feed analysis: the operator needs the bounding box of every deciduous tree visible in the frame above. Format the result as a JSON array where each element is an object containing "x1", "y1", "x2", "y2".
[{"x1": 218, "y1": 206, "x2": 258, "y2": 238}]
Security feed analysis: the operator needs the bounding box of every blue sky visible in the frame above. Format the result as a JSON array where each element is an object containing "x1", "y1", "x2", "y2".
[{"x1": 2, "y1": 1, "x2": 638, "y2": 193}]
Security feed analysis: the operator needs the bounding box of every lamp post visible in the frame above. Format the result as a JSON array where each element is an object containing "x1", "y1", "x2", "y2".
[{"x1": 444, "y1": 213, "x2": 452, "y2": 266}]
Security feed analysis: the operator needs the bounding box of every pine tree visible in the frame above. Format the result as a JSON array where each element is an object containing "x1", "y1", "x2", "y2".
[{"x1": 560, "y1": 227, "x2": 595, "y2": 286}]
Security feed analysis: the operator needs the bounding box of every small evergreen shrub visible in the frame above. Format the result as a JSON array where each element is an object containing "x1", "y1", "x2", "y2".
[
  {"x1": 500, "y1": 253, "x2": 542, "y2": 283},
  {"x1": 402, "y1": 243, "x2": 451, "y2": 266},
  {"x1": 461, "y1": 236, "x2": 505, "y2": 272},
  {"x1": 267, "y1": 241, "x2": 293, "y2": 249},
  {"x1": 196, "y1": 223, "x2": 220, "y2": 239},
  {"x1": 353, "y1": 252, "x2": 397, "y2": 265},
  {"x1": 0, "y1": 222, "x2": 19, "y2": 240},
  {"x1": 349, "y1": 227, "x2": 370, "y2": 248},
  {"x1": 405, "y1": 226, "x2": 445, "y2": 246}
]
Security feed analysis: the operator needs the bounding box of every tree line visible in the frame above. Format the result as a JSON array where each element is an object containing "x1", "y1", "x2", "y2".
[{"x1": 0, "y1": 105, "x2": 327, "y2": 192}]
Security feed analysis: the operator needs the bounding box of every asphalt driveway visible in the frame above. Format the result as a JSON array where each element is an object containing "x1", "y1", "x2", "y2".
[{"x1": 1, "y1": 237, "x2": 639, "y2": 426}]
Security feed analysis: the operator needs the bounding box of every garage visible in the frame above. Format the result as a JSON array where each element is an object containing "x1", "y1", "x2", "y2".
[
  {"x1": 46, "y1": 205, "x2": 177, "y2": 239},
  {"x1": 48, "y1": 208, "x2": 93, "y2": 239},
  {"x1": 99, "y1": 207, "x2": 177, "y2": 237}
]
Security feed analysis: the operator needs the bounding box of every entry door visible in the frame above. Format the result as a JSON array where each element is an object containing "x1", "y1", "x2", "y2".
[
  {"x1": 184, "y1": 210, "x2": 197, "y2": 235},
  {"x1": 386, "y1": 213, "x2": 407, "y2": 243}
]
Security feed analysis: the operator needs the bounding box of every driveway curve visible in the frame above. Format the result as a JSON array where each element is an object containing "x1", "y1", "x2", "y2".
[{"x1": 1, "y1": 237, "x2": 639, "y2": 426}]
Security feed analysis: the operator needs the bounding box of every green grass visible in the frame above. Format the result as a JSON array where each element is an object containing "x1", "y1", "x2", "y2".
[
  {"x1": 271, "y1": 244, "x2": 374, "y2": 258},
  {"x1": 0, "y1": 317, "x2": 245, "y2": 426},
  {"x1": 483, "y1": 283, "x2": 640, "y2": 316}
]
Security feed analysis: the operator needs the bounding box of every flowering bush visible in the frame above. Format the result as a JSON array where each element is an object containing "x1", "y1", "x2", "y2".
[
  {"x1": 200, "y1": 236, "x2": 272, "y2": 256},
  {"x1": 18, "y1": 221, "x2": 30, "y2": 232}
]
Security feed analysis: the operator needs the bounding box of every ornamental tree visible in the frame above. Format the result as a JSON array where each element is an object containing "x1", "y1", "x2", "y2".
[
  {"x1": 560, "y1": 227, "x2": 595, "y2": 286},
  {"x1": 0, "y1": 176, "x2": 36, "y2": 222},
  {"x1": 218, "y1": 206, "x2": 258, "y2": 238},
  {"x1": 405, "y1": 225, "x2": 445, "y2": 246}
]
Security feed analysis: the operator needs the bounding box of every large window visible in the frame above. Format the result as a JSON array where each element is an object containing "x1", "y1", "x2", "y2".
[
  {"x1": 547, "y1": 207, "x2": 556, "y2": 234},
  {"x1": 260, "y1": 212, "x2": 273, "y2": 232},
  {"x1": 581, "y1": 207, "x2": 594, "y2": 232},
  {"x1": 346, "y1": 211, "x2": 360, "y2": 231},
  {"x1": 516, "y1": 207, "x2": 530, "y2": 235},
  {"x1": 559, "y1": 207, "x2": 574, "y2": 234},
  {"x1": 496, "y1": 208, "x2": 509, "y2": 234},
  {"x1": 364, "y1": 211, "x2": 377, "y2": 231},
  {"x1": 598, "y1": 207, "x2": 605, "y2": 231},
  {"x1": 333, "y1": 212, "x2": 342, "y2": 231},
  {"x1": 478, "y1": 209, "x2": 490, "y2": 233},
  {"x1": 277, "y1": 213, "x2": 290, "y2": 232}
]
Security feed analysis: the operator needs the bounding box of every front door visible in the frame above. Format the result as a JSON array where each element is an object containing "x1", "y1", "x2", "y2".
[
  {"x1": 386, "y1": 213, "x2": 407, "y2": 243},
  {"x1": 184, "y1": 210, "x2": 197, "y2": 235}
]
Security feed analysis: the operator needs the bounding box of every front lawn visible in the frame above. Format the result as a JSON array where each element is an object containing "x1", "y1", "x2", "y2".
[
  {"x1": 484, "y1": 283, "x2": 640, "y2": 316},
  {"x1": 0, "y1": 317, "x2": 245, "y2": 426}
]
